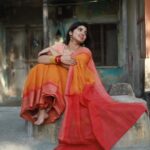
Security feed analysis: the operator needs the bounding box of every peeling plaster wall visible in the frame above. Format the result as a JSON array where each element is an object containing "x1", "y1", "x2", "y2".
[{"x1": 96, "y1": 67, "x2": 127, "y2": 90}]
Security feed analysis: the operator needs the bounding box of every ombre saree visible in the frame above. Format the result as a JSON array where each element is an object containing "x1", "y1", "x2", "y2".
[{"x1": 20, "y1": 43, "x2": 147, "y2": 150}]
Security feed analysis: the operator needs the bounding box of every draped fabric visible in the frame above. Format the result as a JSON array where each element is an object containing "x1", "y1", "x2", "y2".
[
  {"x1": 20, "y1": 43, "x2": 67, "y2": 123},
  {"x1": 20, "y1": 43, "x2": 147, "y2": 150}
]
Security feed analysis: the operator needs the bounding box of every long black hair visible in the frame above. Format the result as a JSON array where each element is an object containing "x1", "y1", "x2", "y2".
[{"x1": 64, "y1": 22, "x2": 92, "y2": 49}]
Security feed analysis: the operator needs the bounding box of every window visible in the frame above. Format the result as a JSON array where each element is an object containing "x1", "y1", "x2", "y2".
[{"x1": 89, "y1": 23, "x2": 118, "y2": 66}]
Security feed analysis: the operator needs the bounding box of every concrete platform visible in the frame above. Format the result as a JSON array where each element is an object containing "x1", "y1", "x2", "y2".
[
  {"x1": 0, "y1": 107, "x2": 149, "y2": 150},
  {"x1": 0, "y1": 107, "x2": 56, "y2": 150}
]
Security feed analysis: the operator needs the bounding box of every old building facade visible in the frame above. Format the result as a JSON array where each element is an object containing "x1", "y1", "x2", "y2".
[{"x1": 0, "y1": 0, "x2": 148, "y2": 106}]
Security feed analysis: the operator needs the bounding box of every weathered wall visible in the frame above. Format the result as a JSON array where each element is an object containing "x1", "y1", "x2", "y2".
[
  {"x1": 127, "y1": 0, "x2": 145, "y2": 97},
  {"x1": 0, "y1": 23, "x2": 7, "y2": 103},
  {"x1": 0, "y1": 6, "x2": 43, "y2": 105},
  {"x1": 0, "y1": 0, "x2": 146, "y2": 105},
  {"x1": 96, "y1": 67, "x2": 127, "y2": 90},
  {"x1": 4, "y1": 7, "x2": 42, "y2": 25}
]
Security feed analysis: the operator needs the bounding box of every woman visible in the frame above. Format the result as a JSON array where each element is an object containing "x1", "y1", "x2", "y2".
[{"x1": 20, "y1": 22, "x2": 147, "y2": 150}]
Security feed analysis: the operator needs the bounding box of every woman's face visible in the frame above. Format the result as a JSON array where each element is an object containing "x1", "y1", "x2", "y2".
[{"x1": 70, "y1": 25, "x2": 87, "y2": 44}]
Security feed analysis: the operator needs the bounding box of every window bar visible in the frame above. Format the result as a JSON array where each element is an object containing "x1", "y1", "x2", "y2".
[{"x1": 100, "y1": 24, "x2": 105, "y2": 65}]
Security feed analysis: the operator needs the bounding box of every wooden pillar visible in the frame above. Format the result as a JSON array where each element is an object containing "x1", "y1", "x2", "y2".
[
  {"x1": 120, "y1": 0, "x2": 128, "y2": 79},
  {"x1": 43, "y1": 0, "x2": 49, "y2": 48},
  {"x1": 122, "y1": 0, "x2": 128, "y2": 61},
  {"x1": 145, "y1": 0, "x2": 150, "y2": 58},
  {"x1": 145, "y1": 0, "x2": 150, "y2": 91}
]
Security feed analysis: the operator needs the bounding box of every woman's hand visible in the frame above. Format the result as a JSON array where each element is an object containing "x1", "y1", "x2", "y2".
[
  {"x1": 60, "y1": 55, "x2": 77, "y2": 66},
  {"x1": 38, "y1": 47, "x2": 51, "y2": 56}
]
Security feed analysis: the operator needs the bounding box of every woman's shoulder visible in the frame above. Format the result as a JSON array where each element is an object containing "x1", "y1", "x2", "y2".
[{"x1": 80, "y1": 46, "x2": 92, "y2": 56}]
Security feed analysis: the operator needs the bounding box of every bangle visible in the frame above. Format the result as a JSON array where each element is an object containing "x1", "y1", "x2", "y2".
[
  {"x1": 55, "y1": 55, "x2": 62, "y2": 64},
  {"x1": 49, "y1": 56, "x2": 56, "y2": 64}
]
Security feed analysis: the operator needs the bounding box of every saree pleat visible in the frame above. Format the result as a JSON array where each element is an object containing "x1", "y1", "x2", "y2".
[
  {"x1": 20, "y1": 43, "x2": 147, "y2": 150},
  {"x1": 20, "y1": 63, "x2": 68, "y2": 123}
]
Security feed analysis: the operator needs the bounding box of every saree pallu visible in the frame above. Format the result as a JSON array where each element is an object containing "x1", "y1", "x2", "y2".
[{"x1": 20, "y1": 43, "x2": 147, "y2": 150}]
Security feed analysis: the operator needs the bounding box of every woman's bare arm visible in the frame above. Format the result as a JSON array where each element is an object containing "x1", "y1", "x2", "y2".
[
  {"x1": 37, "y1": 46, "x2": 53, "y2": 64},
  {"x1": 38, "y1": 55, "x2": 51, "y2": 64},
  {"x1": 38, "y1": 47, "x2": 51, "y2": 57},
  {"x1": 37, "y1": 47, "x2": 77, "y2": 67}
]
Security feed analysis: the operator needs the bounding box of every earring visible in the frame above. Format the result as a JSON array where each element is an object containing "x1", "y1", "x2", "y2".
[{"x1": 70, "y1": 35, "x2": 73, "y2": 41}]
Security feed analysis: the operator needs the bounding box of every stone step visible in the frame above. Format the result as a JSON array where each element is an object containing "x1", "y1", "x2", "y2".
[
  {"x1": 0, "y1": 106, "x2": 149, "y2": 150},
  {"x1": 27, "y1": 95, "x2": 150, "y2": 149},
  {"x1": 0, "y1": 107, "x2": 56, "y2": 150}
]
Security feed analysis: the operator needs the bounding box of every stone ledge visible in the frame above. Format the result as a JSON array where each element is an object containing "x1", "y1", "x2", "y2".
[
  {"x1": 109, "y1": 83, "x2": 135, "y2": 97},
  {"x1": 111, "y1": 95, "x2": 146, "y2": 103},
  {"x1": 26, "y1": 95, "x2": 150, "y2": 148}
]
